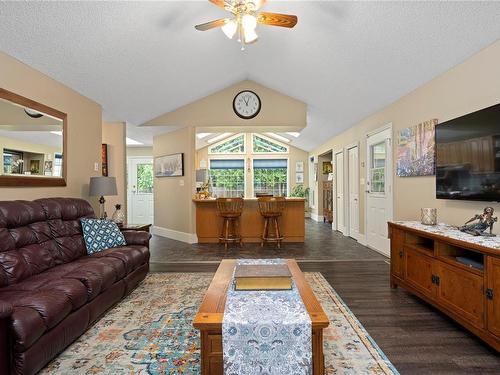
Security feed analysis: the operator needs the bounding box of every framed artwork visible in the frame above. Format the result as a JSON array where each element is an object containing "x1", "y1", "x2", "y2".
[
  {"x1": 396, "y1": 119, "x2": 438, "y2": 177},
  {"x1": 322, "y1": 161, "x2": 332, "y2": 174},
  {"x1": 295, "y1": 172, "x2": 304, "y2": 184},
  {"x1": 296, "y1": 161, "x2": 304, "y2": 173},
  {"x1": 44, "y1": 161, "x2": 53, "y2": 176},
  {"x1": 101, "y1": 144, "x2": 108, "y2": 176},
  {"x1": 314, "y1": 163, "x2": 318, "y2": 181},
  {"x1": 155, "y1": 153, "x2": 184, "y2": 177}
]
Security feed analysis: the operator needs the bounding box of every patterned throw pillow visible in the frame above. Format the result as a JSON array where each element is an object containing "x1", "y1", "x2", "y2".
[{"x1": 81, "y1": 218, "x2": 127, "y2": 254}]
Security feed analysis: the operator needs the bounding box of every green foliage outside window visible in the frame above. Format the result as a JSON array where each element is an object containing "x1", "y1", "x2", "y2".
[
  {"x1": 253, "y1": 168, "x2": 287, "y2": 196},
  {"x1": 137, "y1": 164, "x2": 153, "y2": 193},
  {"x1": 209, "y1": 168, "x2": 245, "y2": 197}
]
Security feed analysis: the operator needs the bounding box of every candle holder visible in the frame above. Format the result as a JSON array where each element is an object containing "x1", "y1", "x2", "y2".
[{"x1": 421, "y1": 208, "x2": 437, "y2": 226}]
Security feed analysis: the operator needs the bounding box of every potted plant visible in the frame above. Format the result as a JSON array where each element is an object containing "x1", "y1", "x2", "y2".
[{"x1": 290, "y1": 185, "x2": 310, "y2": 214}]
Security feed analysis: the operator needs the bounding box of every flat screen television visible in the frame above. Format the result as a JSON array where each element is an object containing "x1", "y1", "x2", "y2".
[{"x1": 436, "y1": 103, "x2": 500, "y2": 202}]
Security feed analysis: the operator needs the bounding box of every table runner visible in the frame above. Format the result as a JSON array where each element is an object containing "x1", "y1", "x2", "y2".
[{"x1": 222, "y1": 259, "x2": 312, "y2": 375}]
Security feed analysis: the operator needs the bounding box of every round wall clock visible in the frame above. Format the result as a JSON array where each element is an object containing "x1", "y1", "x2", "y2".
[{"x1": 233, "y1": 90, "x2": 261, "y2": 119}]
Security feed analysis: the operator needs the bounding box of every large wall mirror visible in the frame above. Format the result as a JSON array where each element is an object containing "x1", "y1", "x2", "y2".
[{"x1": 0, "y1": 88, "x2": 67, "y2": 186}]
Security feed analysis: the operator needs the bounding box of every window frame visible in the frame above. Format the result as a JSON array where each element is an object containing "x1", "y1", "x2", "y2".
[
  {"x1": 208, "y1": 156, "x2": 246, "y2": 198},
  {"x1": 249, "y1": 156, "x2": 290, "y2": 197},
  {"x1": 208, "y1": 133, "x2": 246, "y2": 155},
  {"x1": 251, "y1": 133, "x2": 289, "y2": 154}
]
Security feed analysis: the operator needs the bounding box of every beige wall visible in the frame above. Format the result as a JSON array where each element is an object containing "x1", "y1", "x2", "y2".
[
  {"x1": 102, "y1": 122, "x2": 126, "y2": 217},
  {"x1": 196, "y1": 133, "x2": 309, "y2": 198},
  {"x1": 127, "y1": 146, "x2": 153, "y2": 157},
  {"x1": 153, "y1": 127, "x2": 196, "y2": 235},
  {"x1": 0, "y1": 51, "x2": 102, "y2": 209},
  {"x1": 310, "y1": 40, "x2": 500, "y2": 235},
  {"x1": 145, "y1": 80, "x2": 306, "y2": 132}
]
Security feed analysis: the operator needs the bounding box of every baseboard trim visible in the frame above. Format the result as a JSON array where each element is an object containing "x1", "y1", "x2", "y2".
[
  {"x1": 310, "y1": 213, "x2": 321, "y2": 222},
  {"x1": 152, "y1": 226, "x2": 198, "y2": 244},
  {"x1": 357, "y1": 234, "x2": 367, "y2": 246}
]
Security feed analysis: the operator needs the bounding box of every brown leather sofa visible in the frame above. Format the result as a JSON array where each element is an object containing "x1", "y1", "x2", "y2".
[{"x1": 0, "y1": 198, "x2": 151, "y2": 375}]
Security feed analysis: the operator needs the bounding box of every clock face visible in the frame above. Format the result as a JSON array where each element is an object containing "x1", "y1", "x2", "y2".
[{"x1": 233, "y1": 90, "x2": 261, "y2": 119}]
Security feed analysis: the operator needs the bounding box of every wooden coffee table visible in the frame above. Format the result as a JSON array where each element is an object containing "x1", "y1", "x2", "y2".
[{"x1": 193, "y1": 259, "x2": 329, "y2": 374}]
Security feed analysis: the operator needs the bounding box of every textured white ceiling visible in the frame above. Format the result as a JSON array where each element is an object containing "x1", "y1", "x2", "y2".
[{"x1": 1, "y1": 1, "x2": 499, "y2": 150}]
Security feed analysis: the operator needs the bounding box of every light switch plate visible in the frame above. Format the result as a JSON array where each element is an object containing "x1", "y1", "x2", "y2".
[
  {"x1": 179, "y1": 180, "x2": 184, "y2": 186},
  {"x1": 360, "y1": 178, "x2": 365, "y2": 185},
  {"x1": 94, "y1": 162, "x2": 99, "y2": 172}
]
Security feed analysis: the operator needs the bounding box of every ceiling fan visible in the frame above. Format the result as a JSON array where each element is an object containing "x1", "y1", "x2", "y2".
[{"x1": 195, "y1": 0, "x2": 298, "y2": 50}]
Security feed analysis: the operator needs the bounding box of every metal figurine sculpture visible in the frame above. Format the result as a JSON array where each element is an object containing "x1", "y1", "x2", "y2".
[{"x1": 459, "y1": 207, "x2": 498, "y2": 237}]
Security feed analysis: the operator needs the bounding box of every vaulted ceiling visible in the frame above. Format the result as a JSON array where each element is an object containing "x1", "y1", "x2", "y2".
[{"x1": 1, "y1": 1, "x2": 499, "y2": 150}]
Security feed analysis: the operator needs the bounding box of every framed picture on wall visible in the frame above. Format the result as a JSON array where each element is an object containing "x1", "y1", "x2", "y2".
[
  {"x1": 314, "y1": 163, "x2": 318, "y2": 181},
  {"x1": 101, "y1": 144, "x2": 108, "y2": 176},
  {"x1": 322, "y1": 161, "x2": 332, "y2": 175},
  {"x1": 155, "y1": 153, "x2": 184, "y2": 177},
  {"x1": 296, "y1": 172, "x2": 304, "y2": 184},
  {"x1": 296, "y1": 161, "x2": 304, "y2": 173}
]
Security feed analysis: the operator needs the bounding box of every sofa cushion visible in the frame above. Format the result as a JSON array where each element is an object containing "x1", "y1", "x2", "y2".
[
  {"x1": 0, "y1": 290, "x2": 74, "y2": 351},
  {"x1": 81, "y1": 219, "x2": 127, "y2": 254},
  {"x1": 0, "y1": 198, "x2": 94, "y2": 287},
  {"x1": 90, "y1": 245, "x2": 148, "y2": 274}
]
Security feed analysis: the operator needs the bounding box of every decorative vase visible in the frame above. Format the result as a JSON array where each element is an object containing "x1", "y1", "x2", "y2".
[
  {"x1": 111, "y1": 204, "x2": 125, "y2": 226},
  {"x1": 421, "y1": 208, "x2": 437, "y2": 226}
]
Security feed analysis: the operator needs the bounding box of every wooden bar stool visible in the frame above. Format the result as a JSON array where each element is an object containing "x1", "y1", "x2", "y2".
[
  {"x1": 216, "y1": 198, "x2": 244, "y2": 250},
  {"x1": 258, "y1": 196, "x2": 286, "y2": 248}
]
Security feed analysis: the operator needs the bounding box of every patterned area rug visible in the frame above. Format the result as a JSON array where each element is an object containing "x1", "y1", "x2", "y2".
[{"x1": 40, "y1": 273, "x2": 398, "y2": 375}]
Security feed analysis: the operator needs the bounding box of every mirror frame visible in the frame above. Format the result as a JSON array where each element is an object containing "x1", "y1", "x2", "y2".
[{"x1": 0, "y1": 88, "x2": 67, "y2": 187}]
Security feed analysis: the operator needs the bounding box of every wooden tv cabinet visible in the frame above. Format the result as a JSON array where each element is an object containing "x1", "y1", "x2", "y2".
[{"x1": 388, "y1": 221, "x2": 500, "y2": 352}]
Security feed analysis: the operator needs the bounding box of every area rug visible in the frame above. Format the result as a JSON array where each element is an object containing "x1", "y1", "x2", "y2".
[{"x1": 40, "y1": 272, "x2": 398, "y2": 375}]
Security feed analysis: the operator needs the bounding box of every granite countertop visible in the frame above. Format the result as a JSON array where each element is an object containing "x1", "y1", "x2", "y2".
[{"x1": 391, "y1": 221, "x2": 500, "y2": 250}]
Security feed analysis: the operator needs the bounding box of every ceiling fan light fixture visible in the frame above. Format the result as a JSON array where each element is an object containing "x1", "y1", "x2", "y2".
[
  {"x1": 221, "y1": 19, "x2": 237, "y2": 39},
  {"x1": 241, "y1": 14, "x2": 257, "y2": 31},
  {"x1": 243, "y1": 26, "x2": 258, "y2": 44}
]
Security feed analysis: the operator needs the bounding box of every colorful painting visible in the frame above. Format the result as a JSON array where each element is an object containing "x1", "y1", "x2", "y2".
[
  {"x1": 396, "y1": 119, "x2": 438, "y2": 177},
  {"x1": 154, "y1": 153, "x2": 184, "y2": 177}
]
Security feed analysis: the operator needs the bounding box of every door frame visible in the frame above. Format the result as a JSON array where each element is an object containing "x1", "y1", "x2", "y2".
[
  {"x1": 364, "y1": 122, "x2": 393, "y2": 256},
  {"x1": 127, "y1": 156, "x2": 154, "y2": 225},
  {"x1": 345, "y1": 141, "x2": 360, "y2": 241},
  {"x1": 333, "y1": 149, "x2": 345, "y2": 234}
]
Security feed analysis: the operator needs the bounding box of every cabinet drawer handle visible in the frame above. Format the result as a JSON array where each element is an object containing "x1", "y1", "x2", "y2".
[
  {"x1": 399, "y1": 250, "x2": 403, "y2": 258},
  {"x1": 486, "y1": 289, "x2": 494, "y2": 300}
]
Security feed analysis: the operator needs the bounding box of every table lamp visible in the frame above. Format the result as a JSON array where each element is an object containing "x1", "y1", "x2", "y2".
[{"x1": 89, "y1": 176, "x2": 117, "y2": 219}]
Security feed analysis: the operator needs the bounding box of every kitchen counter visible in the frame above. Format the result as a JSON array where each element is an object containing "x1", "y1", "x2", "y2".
[{"x1": 193, "y1": 197, "x2": 305, "y2": 243}]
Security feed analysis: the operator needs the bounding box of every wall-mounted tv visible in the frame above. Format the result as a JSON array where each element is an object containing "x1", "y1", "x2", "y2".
[{"x1": 436, "y1": 103, "x2": 500, "y2": 202}]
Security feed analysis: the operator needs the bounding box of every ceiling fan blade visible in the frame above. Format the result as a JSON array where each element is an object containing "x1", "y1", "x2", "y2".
[
  {"x1": 195, "y1": 18, "x2": 228, "y2": 31},
  {"x1": 209, "y1": 0, "x2": 232, "y2": 10},
  {"x1": 258, "y1": 12, "x2": 298, "y2": 28}
]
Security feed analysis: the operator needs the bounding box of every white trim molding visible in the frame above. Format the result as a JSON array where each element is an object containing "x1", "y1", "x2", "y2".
[
  {"x1": 310, "y1": 212, "x2": 321, "y2": 222},
  {"x1": 152, "y1": 226, "x2": 198, "y2": 244}
]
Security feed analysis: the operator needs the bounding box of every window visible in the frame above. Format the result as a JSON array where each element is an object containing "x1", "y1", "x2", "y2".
[
  {"x1": 252, "y1": 134, "x2": 288, "y2": 153},
  {"x1": 209, "y1": 134, "x2": 245, "y2": 154},
  {"x1": 209, "y1": 159, "x2": 245, "y2": 198},
  {"x1": 53, "y1": 153, "x2": 63, "y2": 177},
  {"x1": 137, "y1": 163, "x2": 153, "y2": 193},
  {"x1": 370, "y1": 142, "x2": 386, "y2": 193},
  {"x1": 253, "y1": 159, "x2": 288, "y2": 197},
  {"x1": 3, "y1": 150, "x2": 24, "y2": 174}
]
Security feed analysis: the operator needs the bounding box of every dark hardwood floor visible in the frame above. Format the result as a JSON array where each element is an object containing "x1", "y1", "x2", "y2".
[{"x1": 149, "y1": 219, "x2": 500, "y2": 374}]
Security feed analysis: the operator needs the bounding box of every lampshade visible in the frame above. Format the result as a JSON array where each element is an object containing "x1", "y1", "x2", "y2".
[{"x1": 89, "y1": 176, "x2": 117, "y2": 197}]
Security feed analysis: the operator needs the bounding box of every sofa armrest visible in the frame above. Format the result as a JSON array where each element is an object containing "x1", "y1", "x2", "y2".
[
  {"x1": 122, "y1": 230, "x2": 151, "y2": 248},
  {"x1": 0, "y1": 300, "x2": 12, "y2": 319}
]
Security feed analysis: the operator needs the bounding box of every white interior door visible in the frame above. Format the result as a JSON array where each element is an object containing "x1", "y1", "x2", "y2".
[
  {"x1": 347, "y1": 145, "x2": 360, "y2": 240},
  {"x1": 335, "y1": 151, "x2": 345, "y2": 234},
  {"x1": 128, "y1": 157, "x2": 154, "y2": 225},
  {"x1": 366, "y1": 127, "x2": 393, "y2": 256}
]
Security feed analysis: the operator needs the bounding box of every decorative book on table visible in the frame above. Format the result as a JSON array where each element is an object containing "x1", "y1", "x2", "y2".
[{"x1": 234, "y1": 264, "x2": 292, "y2": 290}]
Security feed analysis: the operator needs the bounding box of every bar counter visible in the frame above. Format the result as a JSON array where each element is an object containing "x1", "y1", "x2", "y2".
[{"x1": 193, "y1": 198, "x2": 305, "y2": 243}]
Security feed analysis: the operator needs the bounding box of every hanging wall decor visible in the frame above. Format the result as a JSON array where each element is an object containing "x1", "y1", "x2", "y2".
[
  {"x1": 101, "y1": 144, "x2": 108, "y2": 176},
  {"x1": 396, "y1": 119, "x2": 438, "y2": 177}
]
